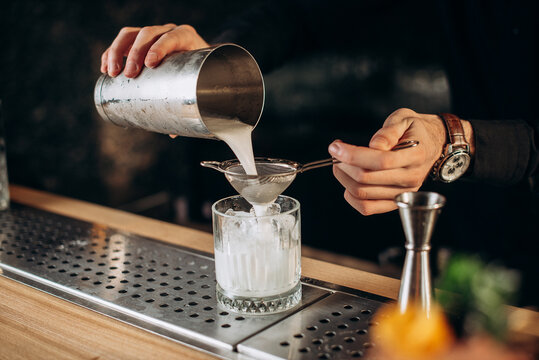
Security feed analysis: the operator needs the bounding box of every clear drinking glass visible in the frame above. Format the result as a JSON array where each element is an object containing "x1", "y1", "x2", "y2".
[{"x1": 212, "y1": 195, "x2": 301, "y2": 314}]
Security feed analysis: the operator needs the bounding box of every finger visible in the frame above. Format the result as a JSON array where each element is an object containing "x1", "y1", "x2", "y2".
[
  {"x1": 108, "y1": 27, "x2": 141, "y2": 77},
  {"x1": 146, "y1": 25, "x2": 209, "y2": 68},
  {"x1": 343, "y1": 191, "x2": 398, "y2": 215},
  {"x1": 101, "y1": 48, "x2": 110, "y2": 73},
  {"x1": 333, "y1": 167, "x2": 418, "y2": 199},
  {"x1": 328, "y1": 140, "x2": 424, "y2": 170},
  {"x1": 334, "y1": 163, "x2": 426, "y2": 188},
  {"x1": 369, "y1": 108, "x2": 417, "y2": 150},
  {"x1": 169, "y1": 134, "x2": 178, "y2": 138},
  {"x1": 124, "y1": 24, "x2": 177, "y2": 77}
]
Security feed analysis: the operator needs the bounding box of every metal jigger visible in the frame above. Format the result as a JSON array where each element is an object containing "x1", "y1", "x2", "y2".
[{"x1": 395, "y1": 191, "x2": 446, "y2": 316}]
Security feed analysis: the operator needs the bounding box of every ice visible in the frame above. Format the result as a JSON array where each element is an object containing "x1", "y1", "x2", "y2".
[
  {"x1": 249, "y1": 202, "x2": 281, "y2": 216},
  {"x1": 215, "y1": 203, "x2": 300, "y2": 297},
  {"x1": 272, "y1": 214, "x2": 296, "y2": 232},
  {"x1": 225, "y1": 209, "x2": 252, "y2": 217},
  {"x1": 265, "y1": 202, "x2": 281, "y2": 215}
]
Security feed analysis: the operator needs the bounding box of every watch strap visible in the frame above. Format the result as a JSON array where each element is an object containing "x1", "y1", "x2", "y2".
[
  {"x1": 431, "y1": 113, "x2": 471, "y2": 181},
  {"x1": 439, "y1": 113, "x2": 468, "y2": 149}
]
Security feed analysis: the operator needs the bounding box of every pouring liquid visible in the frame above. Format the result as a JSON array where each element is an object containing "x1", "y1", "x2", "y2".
[
  {"x1": 207, "y1": 117, "x2": 272, "y2": 216},
  {"x1": 207, "y1": 117, "x2": 257, "y2": 176}
]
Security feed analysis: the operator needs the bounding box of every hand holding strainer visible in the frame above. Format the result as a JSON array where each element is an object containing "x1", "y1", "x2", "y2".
[{"x1": 201, "y1": 140, "x2": 419, "y2": 205}]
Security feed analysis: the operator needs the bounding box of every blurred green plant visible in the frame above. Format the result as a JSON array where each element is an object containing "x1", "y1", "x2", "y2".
[{"x1": 436, "y1": 254, "x2": 520, "y2": 341}]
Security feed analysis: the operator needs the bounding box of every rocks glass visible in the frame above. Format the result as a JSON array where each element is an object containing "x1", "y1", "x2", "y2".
[{"x1": 212, "y1": 195, "x2": 301, "y2": 314}]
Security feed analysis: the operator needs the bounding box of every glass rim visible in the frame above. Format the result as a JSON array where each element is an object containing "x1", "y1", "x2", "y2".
[{"x1": 212, "y1": 194, "x2": 300, "y2": 218}]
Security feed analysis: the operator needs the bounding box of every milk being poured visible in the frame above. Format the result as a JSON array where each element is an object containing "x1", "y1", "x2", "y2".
[
  {"x1": 207, "y1": 117, "x2": 272, "y2": 216},
  {"x1": 206, "y1": 117, "x2": 258, "y2": 176}
]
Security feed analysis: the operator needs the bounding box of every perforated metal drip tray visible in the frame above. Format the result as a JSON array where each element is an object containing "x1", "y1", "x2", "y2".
[{"x1": 0, "y1": 204, "x2": 389, "y2": 359}]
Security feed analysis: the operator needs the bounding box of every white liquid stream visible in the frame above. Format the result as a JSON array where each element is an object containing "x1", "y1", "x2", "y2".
[
  {"x1": 208, "y1": 118, "x2": 273, "y2": 216},
  {"x1": 207, "y1": 118, "x2": 299, "y2": 297},
  {"x1": 207, "y1": 118, "x2": 258, "y2": 177}
]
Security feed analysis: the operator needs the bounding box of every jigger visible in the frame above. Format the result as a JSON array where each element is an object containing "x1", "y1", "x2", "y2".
[{"x1": 395, "y1": 191, "x2": 446, "y2": 316}]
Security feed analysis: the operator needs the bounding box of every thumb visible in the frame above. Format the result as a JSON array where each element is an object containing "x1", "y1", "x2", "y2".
[{"x1": 369, "y1": 119, "x2": 412, "y2": 151}]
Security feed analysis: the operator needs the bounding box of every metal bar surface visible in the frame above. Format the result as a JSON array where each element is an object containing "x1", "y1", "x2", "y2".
[{"x1": 0, "y1": 203, "x2": 387, "y2": 359}]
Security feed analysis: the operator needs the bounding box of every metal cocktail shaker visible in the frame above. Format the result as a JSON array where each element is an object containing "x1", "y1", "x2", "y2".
[
  {"x1": 395, "y1": 191, "x2": 446, "y2": 315},
  {"x1": 94, "y1": 44, "x2": 264, "y2": 139}
]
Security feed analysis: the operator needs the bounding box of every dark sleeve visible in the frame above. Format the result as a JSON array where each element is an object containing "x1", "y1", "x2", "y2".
[{"x1": 468, "y1": 119, "x2": 539, "y2": 188}]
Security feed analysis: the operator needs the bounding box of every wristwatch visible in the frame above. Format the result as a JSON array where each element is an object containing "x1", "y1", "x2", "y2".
[{"x1": 431, "y1": 113, "x2": 471, "y2": 183}]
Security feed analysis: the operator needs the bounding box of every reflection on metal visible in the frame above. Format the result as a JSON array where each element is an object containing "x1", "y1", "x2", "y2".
[
  {"x1": 238, "y1": 292, "x2": 384, "y2": 359},
  {"x1": 0, "y1": 204, "x2": 388, "y2": 359},
  {"x1": 395, "y1": 191, "x2": 446, "y2": 315}
]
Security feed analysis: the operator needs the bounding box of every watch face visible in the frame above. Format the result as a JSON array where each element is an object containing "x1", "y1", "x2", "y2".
[{"x1": 440, "y1": 151, "x2": 471, "y2": 182}]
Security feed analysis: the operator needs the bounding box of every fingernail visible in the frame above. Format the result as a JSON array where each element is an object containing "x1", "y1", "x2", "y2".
[
  {"x1": 124, "y1": 61, "x2": 138, "y2": 76},
  {"x1": 108, "y1": 62, "x2": 120, "y2": 76},
  {"x1": 146, "y1": 52, "x2": 158, "y2": 67},
  {"x1": 328, "y1": 142, "x2": 342, "y2": 156}
]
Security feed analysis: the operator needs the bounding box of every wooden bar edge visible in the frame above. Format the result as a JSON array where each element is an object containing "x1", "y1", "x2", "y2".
[{"x1": 7, "y1": 184, "x2": 539, "y2": 341}]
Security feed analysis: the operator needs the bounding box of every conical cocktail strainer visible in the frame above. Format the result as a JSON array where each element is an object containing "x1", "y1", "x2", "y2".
[
  {"x1": 201, "y1": 140, "x2": 419, "y2": 205},
  {"x1": 201, "y1": 157, "x2": 338, "y2": 205}
]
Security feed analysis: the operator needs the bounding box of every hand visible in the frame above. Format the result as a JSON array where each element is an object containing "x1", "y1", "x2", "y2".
[
  {"x1": 100, "y1": 24, "x2": 210, "y2": 78},
  {"x1": 328, "y1": 108, "x2": 474, "y2": 215}
]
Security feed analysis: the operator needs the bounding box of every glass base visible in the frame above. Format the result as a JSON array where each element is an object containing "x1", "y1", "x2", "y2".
[{"x1": 216, "y1": 282, "x2": 301, "y2": 315}]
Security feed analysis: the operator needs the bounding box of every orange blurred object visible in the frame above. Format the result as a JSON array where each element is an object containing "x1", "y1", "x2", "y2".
[{"x1": 371, "y1": 302, "x2": 455, "y2": 360}]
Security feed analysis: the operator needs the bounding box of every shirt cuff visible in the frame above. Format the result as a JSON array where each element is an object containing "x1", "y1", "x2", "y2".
[{"x1": 467, "y1": 119, "x2": 532, "y2": 185}]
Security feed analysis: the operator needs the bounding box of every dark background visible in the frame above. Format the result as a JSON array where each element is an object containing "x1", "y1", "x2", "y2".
[{"x1": 1, "y1": 1, "x2": 450, "y2": 271}]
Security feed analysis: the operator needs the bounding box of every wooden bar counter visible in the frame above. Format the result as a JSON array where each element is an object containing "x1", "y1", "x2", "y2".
[{"x1": 1, "y1": 185, "x2": 537, "y2": 359}]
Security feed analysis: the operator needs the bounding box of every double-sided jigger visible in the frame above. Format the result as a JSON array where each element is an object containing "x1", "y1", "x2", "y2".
[{"x1": 395, "y1": 191, "x2": 446, "y2": 316}]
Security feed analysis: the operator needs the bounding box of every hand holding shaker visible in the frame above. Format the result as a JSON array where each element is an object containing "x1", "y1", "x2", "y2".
[{"x1": 94, "y1": 44, "x2": 264, "y2": 138}]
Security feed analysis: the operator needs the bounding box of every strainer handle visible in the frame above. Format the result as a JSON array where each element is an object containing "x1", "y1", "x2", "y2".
[
  {"x1": 298, "y1": 140, "x2": 419, "y2": 173},
  {"x1": 200, "y1": 161, "x2": 224, "y2": 172},
  {"x1": 298, "y1": 158, "x2": 341, "y2": 173}
]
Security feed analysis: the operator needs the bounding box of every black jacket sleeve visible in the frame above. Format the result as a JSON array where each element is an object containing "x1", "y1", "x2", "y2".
[{"x1": 468, "y1": 119, "x2": 539, "y2": 189}]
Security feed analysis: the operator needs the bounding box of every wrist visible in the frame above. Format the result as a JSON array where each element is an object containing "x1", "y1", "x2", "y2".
[{"x1": 430, "y1": 113, "x2": 473, "y2": 183}]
